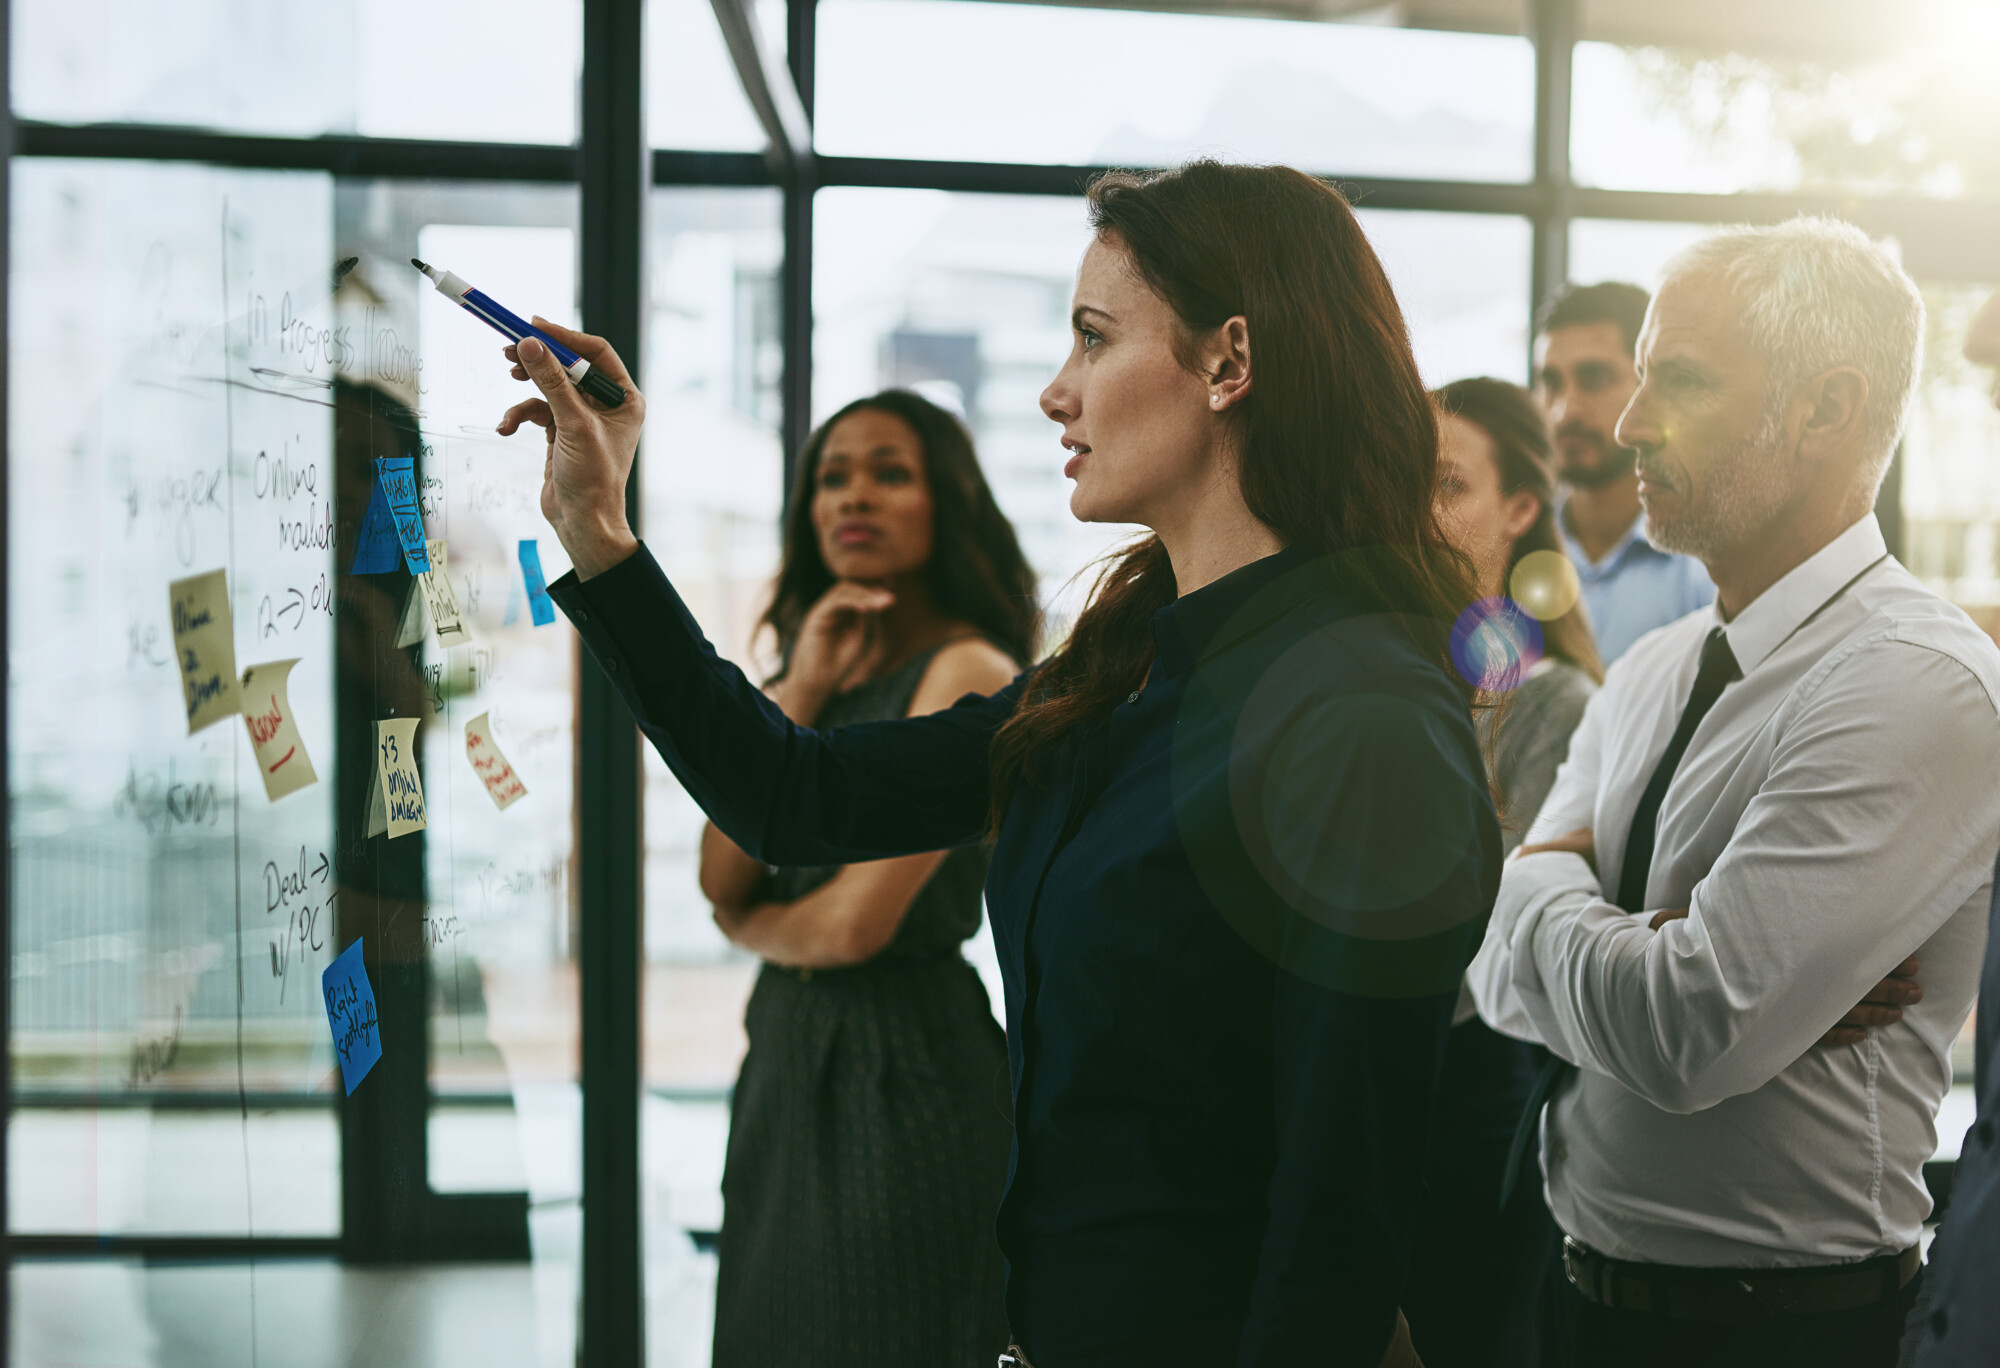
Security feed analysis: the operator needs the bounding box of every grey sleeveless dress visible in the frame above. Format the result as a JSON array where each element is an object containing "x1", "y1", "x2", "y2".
[{"x1": 711, "y1": 641, "x2": 1013, "y2": 1367}]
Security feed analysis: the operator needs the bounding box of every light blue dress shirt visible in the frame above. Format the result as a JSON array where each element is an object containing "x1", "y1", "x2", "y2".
[{"x1": 1558, "y1": 504, "x2": 1715, "y2": 664}]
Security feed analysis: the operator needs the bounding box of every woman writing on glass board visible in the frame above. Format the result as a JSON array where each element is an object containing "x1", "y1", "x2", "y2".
[
  {"x1": 500, "y1": 161, "x2": 1499, "y2": 1368},
  {"x1": 696, "y1": 389, "x2": 1033, "y2": 1366}
]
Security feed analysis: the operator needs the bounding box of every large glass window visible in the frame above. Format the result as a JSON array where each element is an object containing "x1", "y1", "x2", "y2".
[
  {"x1": 816, "y1": 0, "x2": 1534, "y2": 181},
  {"x1": 1566, "y1": 217, "x2": 1710, "y2": 293},
  {"x1": 638, "y1": 186, "x2": 786, "y2": 1356},
  {"x1": 10, "y1": 159, "x2": 343, "y2": 1237},
  {"x1": 647, "y1": 0, "x2": 781, "y2": 153},
  {"x1": 1359, "y1": 209, "x2": 1534, "y2": 388},
  {"x1": 14, "y1": 0, "x2": 583, "y2": 144},
  {"x1": 1902, "y1": 281, "x2": 2000, "y2": 611},
  {"x1": 1571, "y1": 25, "x2": 2000, "y2": 199},
  {"x1": 10, "y1": 159, "x2": 587, "y2": 1360}
]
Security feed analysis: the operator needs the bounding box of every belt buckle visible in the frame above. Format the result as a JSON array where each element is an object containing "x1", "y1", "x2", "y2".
[{"x1": 1561, "y1": 1236, "x2": 1594, "y2": 1303}]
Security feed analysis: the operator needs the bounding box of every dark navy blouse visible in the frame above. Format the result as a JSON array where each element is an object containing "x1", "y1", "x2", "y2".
[
  {"x1": 551, "y1": 541, "x2": 1499, "y2": 1367},
  {"x1": 1902, "y1": 853, "x2": 2000, "y2": 1366}
]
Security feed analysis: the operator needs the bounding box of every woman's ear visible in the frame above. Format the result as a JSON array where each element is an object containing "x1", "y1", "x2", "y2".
[
  {"x1": 1204, "y1": 316, "x2": 1252, "y2": 412},
  {"x1": 1504, "y1": 491, "x2": 1541, "y2": 544}
]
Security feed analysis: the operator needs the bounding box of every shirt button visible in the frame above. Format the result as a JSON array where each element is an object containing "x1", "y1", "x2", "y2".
[
  {"x1": 1126, "y1": 691, "x2": 1141, "y2": 704},
  {"x1": 603, "y1": 657, "x2": 620, "y2": 674},
  {"x1": 573, "y1": 608, "x2": 588, "y2": 623}
]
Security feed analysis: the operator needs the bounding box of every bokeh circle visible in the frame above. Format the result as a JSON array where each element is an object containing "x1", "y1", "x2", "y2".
[
  {"x1": 1509, "y1": 548, "x2": 1583, "y2": 622},
  {"x1": 1450, "y1": 596, "x2": 1543, "y2": 693}
]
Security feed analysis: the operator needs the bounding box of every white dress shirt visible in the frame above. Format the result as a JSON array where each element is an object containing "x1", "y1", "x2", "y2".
[{"x1": 1468, "y1": 515, "x2": 2000, "y2": 1267}]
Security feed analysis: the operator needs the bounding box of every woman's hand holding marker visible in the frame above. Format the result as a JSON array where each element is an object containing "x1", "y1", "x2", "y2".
[{"x1": 497, "y1": 319, "x2": 646, "y2": 581}]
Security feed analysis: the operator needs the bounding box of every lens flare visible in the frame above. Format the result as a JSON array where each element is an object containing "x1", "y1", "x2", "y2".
[
  {"x1": 1451, "y1": 597, "x2": 1543, "y2": 692},
  {"x1": 1509, "y1": 549, "x2": 1583, "y2": 622}
]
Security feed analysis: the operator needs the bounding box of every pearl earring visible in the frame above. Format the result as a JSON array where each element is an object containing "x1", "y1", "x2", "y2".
[{"x1": 1211, "y1": 394, "x2": 1221, "y2": 406}]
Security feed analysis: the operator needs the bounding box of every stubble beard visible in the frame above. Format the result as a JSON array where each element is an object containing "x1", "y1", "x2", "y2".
[
  {"x1": 1643, "y1": 401, "x2": 1797, "y2": 564},
  {"x1": 1556, "y1": 433, "x2": 1637, "y2": 492}
]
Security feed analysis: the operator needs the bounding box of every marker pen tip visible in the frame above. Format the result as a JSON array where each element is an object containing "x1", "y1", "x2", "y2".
[{"x1": 410, "y1": 258, "x2": 434, "y2": 278}]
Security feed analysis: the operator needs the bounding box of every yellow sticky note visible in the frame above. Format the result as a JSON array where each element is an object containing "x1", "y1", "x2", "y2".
[
  {"x1": 241, "y1": 659, "x2": 317, "y2": 801},
  {"x1": 169, "y1": 569, "x2": 240, "y2": 734},
  {"x1": 463, "y1": 711, "x2": 527, "y2": 811},
  {"x1": 420, "y1": 539, "x2": 471, "y2": 648},
  {"x1": 374, "y1": 717, "x2": 426, "y2": 838}
]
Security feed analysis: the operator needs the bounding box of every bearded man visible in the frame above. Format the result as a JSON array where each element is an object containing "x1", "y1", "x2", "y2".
[
  {"x1": 1537, "y1": 282, "x2": 1714, "y2": 662},
  {"x1": 1469, "y1": 220, "x2": 2000, "y2": 1368}
]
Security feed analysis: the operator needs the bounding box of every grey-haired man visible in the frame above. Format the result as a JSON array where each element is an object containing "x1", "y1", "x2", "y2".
[{"x1": 1470, "y1": 224, "x2": 2000, "y2": 1368}]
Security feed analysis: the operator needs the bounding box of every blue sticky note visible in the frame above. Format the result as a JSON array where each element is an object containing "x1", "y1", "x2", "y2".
[
  {"x1": 322, "y1": 938, "x2": 382, "y2": 1095},
  {"x1": 377, "y1": 458, "x2": 432, "y2": 575},
  {"x1": 349, "y1": 473, "x2": 401, "y2": 574},
  {"x1": 518, "y1": 539, "x2": 556, "y2": 627}
]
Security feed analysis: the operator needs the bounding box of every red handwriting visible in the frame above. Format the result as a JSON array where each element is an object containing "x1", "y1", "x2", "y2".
[
  {"x1": 247, "y1": 699, "x2": 284, "y2": 746},
  {"x1": 267, "y1": 745, "x2": 295, "y2": 773},
  {"x1": 467, "y1": 734, "x2": 526, "y2": 804}
]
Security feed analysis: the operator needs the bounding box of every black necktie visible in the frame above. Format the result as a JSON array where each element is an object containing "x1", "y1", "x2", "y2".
[
  {"x1": 1616, "y1": 626, "x2": 1742, "y2": 914},
  {"x1": 1498, "y1": 626, "x2": 1741, "y2": 1210}
]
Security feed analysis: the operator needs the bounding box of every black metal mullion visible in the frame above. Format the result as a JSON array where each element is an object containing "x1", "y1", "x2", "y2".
[
  {"x1": 779, "y1": 0, "x2": 818, "y2": 492},
  {"x1": 15, "y1": 1236, "x2": 344, "y2": 1260},
  {"x1": 710, "y1": 0, "x2": 812, "y2": 171},
  {"x1": 654, "y1": 149, "x2": 773, "y2": 186},
  {"x1": 802, "y1": 154, "x2": 1543, "y2": 213},
  {"x1": 780, "y1": 174, "x2": 815, "y2": 490},
  {"x1": 1530, "y1": 0, "x2": 1577, "y2": 348},
  {"x1": 578, "y1": 0, "x2": 647, "y2": 1364},
  {"x1": 2, "y1": 0, "x2": 13, "y2": 1356},
  {"x1": 14, "y1": 122, "x2": 576, "y2": 181},
  {"x1": 788, "y1": 0, "x2": 816, "y2": 114}
]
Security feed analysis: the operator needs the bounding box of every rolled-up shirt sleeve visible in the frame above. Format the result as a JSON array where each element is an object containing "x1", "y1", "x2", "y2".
[
  {"x1": 549, "y1": 543, "x2": 1021, "y2": 865},
  {"x1": 1471, "y1": 639, "x2": 2000, "y2": 1114}
]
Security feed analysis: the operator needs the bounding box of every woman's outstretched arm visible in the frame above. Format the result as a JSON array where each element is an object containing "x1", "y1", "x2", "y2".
[
  {"x1": 502, "y1": 322, "x2": 1019, "y2": 863},
  {"x1": 549, "y1": 548, "x2": 1022, "y2": 862}
]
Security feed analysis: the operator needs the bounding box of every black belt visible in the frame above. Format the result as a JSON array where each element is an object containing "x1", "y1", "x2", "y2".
[
  {"x1": 1562, "y1": 1236, "x2": 1920, "y2": 1324},
  {"x1": 769, "y1": 950, "x2": 964, "y2": 983}
]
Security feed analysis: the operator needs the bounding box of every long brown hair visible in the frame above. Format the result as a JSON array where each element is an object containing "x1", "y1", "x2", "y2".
[
  {"x1": 988, "y1": 161, "x2": 1480, "y2": 815},
  {"x1": 1432, "y1": 377, "x2": 1604, "y2": 684},
  {"x1": 764, "y1": 389, "x2": 1040, "y2": 671}
]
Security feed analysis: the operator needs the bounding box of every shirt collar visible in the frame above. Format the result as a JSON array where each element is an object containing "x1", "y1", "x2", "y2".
[
  {"x1": 1717, "y1": 514, "x2": 1888, "y2": 676},
  {"x1": 1557, "y1": 498, "x2": 1662, "y2": 572},
  {"x1": 1150, "y1": 543, "x2": 1329, "y2": 679}
]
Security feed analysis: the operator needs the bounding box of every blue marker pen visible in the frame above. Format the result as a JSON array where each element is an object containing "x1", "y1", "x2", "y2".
[{"x1": 411, "y1": 259, "x2": 628, "y2": 409}]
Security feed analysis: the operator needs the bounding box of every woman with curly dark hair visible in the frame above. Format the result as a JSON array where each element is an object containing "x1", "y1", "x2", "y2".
[
  {"x1": 696, "y1": 389, "x2": 1035, "y2": 1366},
  {"x1": 503, "y1": 160, "x2": 1500, "y2": 1368}
]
